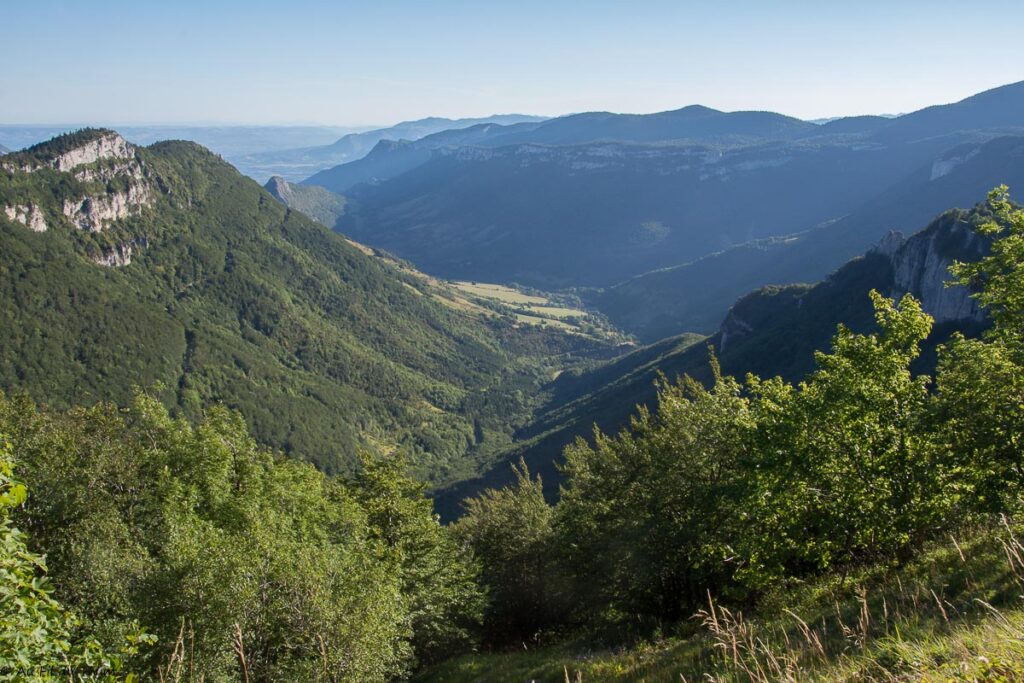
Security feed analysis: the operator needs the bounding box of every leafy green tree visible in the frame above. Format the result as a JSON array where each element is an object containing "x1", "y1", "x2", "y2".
[
  {"x1": 452, "y1": 461, "x2": 559, "y2": 644},
  {"x1": 950, "y1": 186, "x2": 1024, "y2": 351},
  {"x1": 557, "y1": 358, "x2": 754, "y2": 623},
  {"x1": 739, "y1": 292, "x2": 940, "y2": 586},
  {"x1": 1, "y1": 394, "x2": 410, "y2": 682},
  {"x1": 0, "y1": 435, "x2": 152, "y2": 682},
  {"x1": 354, "y1": 453, "x2": 483, "y2": 668},
  {"x1": 935, "y1": 187, "x2": 1024, "y2": 512}
]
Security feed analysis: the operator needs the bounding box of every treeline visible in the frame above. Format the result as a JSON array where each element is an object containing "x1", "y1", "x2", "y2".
[
  {"x1": 454, "y1": 188, "x2": 1024, "y2": 645},
  {"x1": 0, "y1": 396, "x2": 483, "y2": 681}
]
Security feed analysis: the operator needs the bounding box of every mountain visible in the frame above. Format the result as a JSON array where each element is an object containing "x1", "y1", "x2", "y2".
[
  {"x1": 263, "y1": 175, "x2": 346, "y2": 227},
  {"x1": 459, "y1": 105, "x2": 817, "y2": 147},
  {"x1": 872, "y1": 80, "x2": 1024, "y2": 142},
  {"x1": 304, "y1": 107, "x2": 818, "y2": 195},
  {"x1": 299, "y1": 120, "x2": 544, "y2": 193},
  {"x1": 334, "y1": 136, "x2": 954, "y2": 288},
  {"x1": 0, "y1": 124, "x2": 361, "y2": 174},
  {"x1": 0, "y1": 144, "x2": 9, "y2": 155},
  {"x1": 587, "y1": 135, "x2": 1024, "y2": 340},
  {"x1": 326, "y1": 82, "x2": 1024, "y2": 291},
  {"x1": 240, "y1": 114, "x2": 546, "y2": 182},
  {"x1": 434, "y1": 204, "x2": 992, "y2": 517},
  {"x1": 0, "y1": 129, "x2": 613, "y2": 484}
]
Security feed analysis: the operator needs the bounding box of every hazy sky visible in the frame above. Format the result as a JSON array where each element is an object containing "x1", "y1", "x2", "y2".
[{"x1": 3, "y1": 0, "x2": 1023, "y2": 126}]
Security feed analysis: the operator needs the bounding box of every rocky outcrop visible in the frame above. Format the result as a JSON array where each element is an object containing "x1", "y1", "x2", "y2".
[
  {"x1": 718, "y1": 312, "x2": 753, "y2": 353},
  {"x1": 62, "y1": 181, "x2": 152, "y2": 232},
  {"x1": 718, "y1": 210, "x2": 988, "y2": 353},
  {"x1": 264, "y1": 176, "x2": 346, "y2": 228},
  {"x1": 3, "y1": 204, "x2": 48, "y2": 232},
  {"x1": 882, "y1": 218, "x2": 987, "y2": 324},
  {"x1": 92, "y1": 238, "x2": 147, "y2": 267},
  {"x1": 930, "y1": 147, "x2": 980, "y2": 181},
  {"x1": 51, "y1": 132, "x2": 133, "y2": 172},
  {"x1": 73, "y1": 156, "x2": 145, "y2": 184}
]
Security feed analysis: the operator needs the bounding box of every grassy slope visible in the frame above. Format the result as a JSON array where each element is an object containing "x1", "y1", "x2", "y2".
[
  {"x1": 0, "y1": 131, "x2": 611, "y2": 483},
  {"x1": 419, "y1": 519, "x2": 1024, "y2": 682}
]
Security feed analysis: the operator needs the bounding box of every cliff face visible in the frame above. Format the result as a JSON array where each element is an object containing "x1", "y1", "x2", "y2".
[
  {"x1": 718, "y1": 208, "x2": 989, "y2": 354},
  {"x1": 882, "y1": 218, "x2": 987, "y2": 324},
  {"x1": 50, "y1": 131, "x2": 133, "y2": 171},
  {"x1": 1, "y1": 130, "x2": 158, "y2": 265}
]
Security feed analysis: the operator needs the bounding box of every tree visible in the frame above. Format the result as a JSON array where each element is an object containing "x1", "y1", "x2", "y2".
[
  {"x1": 740, "y1": 292, "x2": 940, "y2": 584},
  {"x1": 353, "y1": 453, "x2": 483, "y2": 668},
  {"x1": 452, "y1": 461, "x2": 559, "y2": 644},
  {"x1": 935, "y1": 187, "x2": 1024, "y2": 512},
  {"x1": 0, "y1": 435, "x2": 152, "y2": 681},
  {"x1": 950, "y1": 186, "x2": 1024, "y2": 352},
  {"x1": 1, "y1": 394, "x2": 411, "y2": 682},
  {"x1": 556, "y1": 358, "x2": 754, "y2": 624}
]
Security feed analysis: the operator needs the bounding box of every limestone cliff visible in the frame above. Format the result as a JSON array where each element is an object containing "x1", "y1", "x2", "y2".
[
  {"x1": 879, "y1": 218, "x2": 987, "y2": 324},
  {"x1": 718, "y1": 208, "x2": 989, "y2": 353},
  {"x1": 1, "y1": 129, "x2": 159, "y2": 264},
  {"x1": 263, "y1": 175, "x2": 346, "y2": 228}
]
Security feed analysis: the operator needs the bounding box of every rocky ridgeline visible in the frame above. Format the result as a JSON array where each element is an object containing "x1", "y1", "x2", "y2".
[
  {"x1": 718, "y1": 211, "x2": 987, "y2": 353},
  {"x1": 2, "y1": 131, "x2": 156, "y2": 262},
  {"x1": 51, "y1": 131, "x2": 133, "y2": 171},
  {"x1": 879, "y1": 219, "x2": 986, "y2": 324}
]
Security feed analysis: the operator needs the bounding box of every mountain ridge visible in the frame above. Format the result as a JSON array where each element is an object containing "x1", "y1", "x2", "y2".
[
  {"x1": 0, "y1": 128, "x2": 611, "y2": 484},
  {"x1": 242, "y1": 114, "x2": 547, "y2": 182}
]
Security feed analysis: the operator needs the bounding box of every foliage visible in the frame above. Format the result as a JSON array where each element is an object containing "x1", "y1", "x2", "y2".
[
  {"x1": 736, "y1": 292, "x2": 941, "y2": 589},
  {"x1": 0, "y1": 394, "x2": 480, "y2": 682},
  {"x1": 0, "y1": 436, "x2": 153, "y2": 682},
  {"x1": 455, "y1": 188, "x2": 1024, "y2": 659},
  {"x1": 557, "y1": 359, "x2": 754, "y2": 624},
  {"x1": 951, "y1": 186, "x2": 1024, "y2": 351},
  {"x1": 452, "y1": 461, "x2": 562, "y2": 644},
  {"x1": 417, "y1": 519, "x2": 1024, "y2": 682},
  {"x1": 354, "y1": 453, "x2": 483, "y2": 667}
]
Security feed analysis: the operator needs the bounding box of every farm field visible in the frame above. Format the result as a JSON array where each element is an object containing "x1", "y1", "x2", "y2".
[{"x1": 452, "y1": 281, "x2": 620, "y2": 339}]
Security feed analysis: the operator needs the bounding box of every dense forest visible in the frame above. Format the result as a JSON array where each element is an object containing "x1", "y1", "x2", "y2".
[{"x1": 4, "y1": 187, "x2": 1024, "y2": 679}]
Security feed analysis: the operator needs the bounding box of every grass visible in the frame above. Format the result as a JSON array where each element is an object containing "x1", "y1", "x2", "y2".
[
  {"x1": 453, "y1": 282, "x2": 550, "y2": 305},
  {"x1": 417, "y1": 517, "x2": 1024, "y2": 682},
  {"x1": 451, "y1": 280, "x2": 625, "y2": 342}
]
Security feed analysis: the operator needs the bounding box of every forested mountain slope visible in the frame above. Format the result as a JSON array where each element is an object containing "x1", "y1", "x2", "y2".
[{"x1": 0, "y1": 129, "x2": 610, "y2": 482}]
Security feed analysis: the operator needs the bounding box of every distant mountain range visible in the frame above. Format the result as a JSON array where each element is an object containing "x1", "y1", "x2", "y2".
[
  {"x1": 293, "y1": 80, "x2": 1024, "y2": 333},
  {"x1": 588, "y1": 135, "x2": 1024, "y2": 339},
  {"x1": 241, "y1": 114, "x2": 547, "y2": 182}
]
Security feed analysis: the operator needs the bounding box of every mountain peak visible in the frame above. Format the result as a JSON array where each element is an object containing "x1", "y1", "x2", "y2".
[{"x1": 7, "y1": 128, "x2": 133, "y2": 172}]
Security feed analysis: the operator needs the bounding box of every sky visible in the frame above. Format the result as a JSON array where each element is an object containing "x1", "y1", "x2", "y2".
[{"x1": 3, "y1": 0, "x2": 1023, "y2": 127}]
